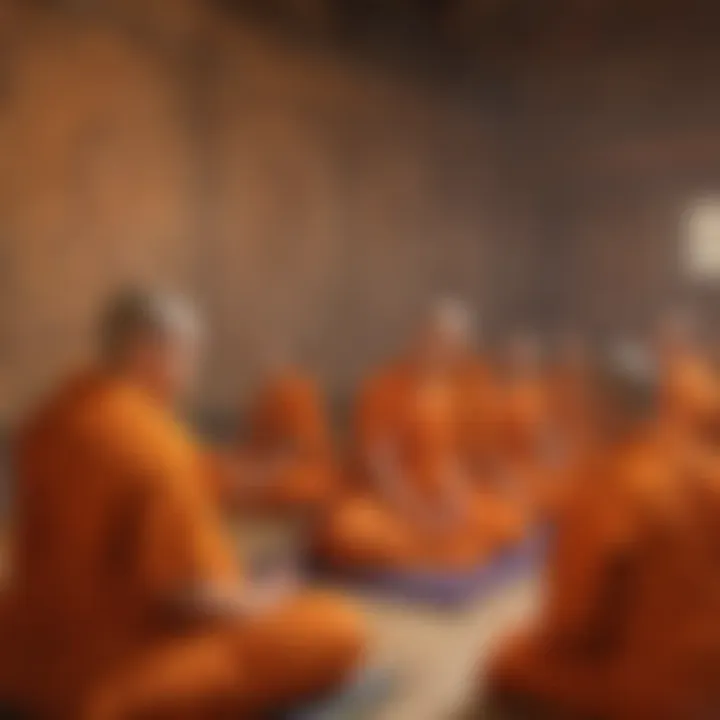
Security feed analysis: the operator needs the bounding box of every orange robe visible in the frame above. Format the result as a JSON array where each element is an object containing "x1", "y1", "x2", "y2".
[
  {"x1": 543, "y1": 364, "x2": 599, "y2": 517},
  {"x1": 456, "y1": 359, "x2": 530, "y2": 543},
  {"x1": 486, "y1": 430, "x2": 720, "y2": 719},
  {"x1": 495, "y1": 374, "x2": 571, "y2": 518},
  {"x1": 315, "y1": 362, "x2": 525, "y2": 572},
  {"x1": 660, "y1": 352, "x2": 720, "y2": 439},
  {"x1": 456, "y1": 358, "x2": 502, "y2": 471},
  {"x1": 239, "y1": 369, "x2": 338, "y2": 513},
  {"x1": 0, "y1": 372, "x2": 364, "y2": 719}
]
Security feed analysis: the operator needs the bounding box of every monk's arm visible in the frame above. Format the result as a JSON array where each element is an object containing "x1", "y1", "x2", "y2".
[
  {"x1": 130, "y1": 462, "x2": 290, "y2": 627},
  {"x1": 168, "y1": 578, "x2": 295, "y2": 625}
]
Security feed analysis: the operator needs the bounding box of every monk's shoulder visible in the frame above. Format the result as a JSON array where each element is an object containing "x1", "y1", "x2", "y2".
[
  {"x1": 76, "y1": 383, "x2": 197, "y2": 482},
  {"x1": 614, "y1": 440, "x2": 685, "y2": 523}
]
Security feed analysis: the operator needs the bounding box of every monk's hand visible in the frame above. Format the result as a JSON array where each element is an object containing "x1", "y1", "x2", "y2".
[{"x1": 183, "y1": 575, "x2": 297, "y2": 622}]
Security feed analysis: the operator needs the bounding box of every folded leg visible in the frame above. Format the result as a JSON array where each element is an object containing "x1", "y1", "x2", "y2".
[{"x1": 81, "y1": 592, "x2": 365, "y2": 720}]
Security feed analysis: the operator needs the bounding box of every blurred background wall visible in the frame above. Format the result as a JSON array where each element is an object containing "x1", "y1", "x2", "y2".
[
  {"x1": 0, "y1": 0, "x2": 538, "y2": 420},
  {"x1": 0, "y1": 0, "x2": 719, "y2": 421}
]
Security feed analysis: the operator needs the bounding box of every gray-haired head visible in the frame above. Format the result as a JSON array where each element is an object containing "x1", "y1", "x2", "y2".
[
  {"x1": 100, "y1": 287, "x2": 200, "y2": 362},
  {"x1": 98, "y1": 288, "x2": 202, "y2": 405}
]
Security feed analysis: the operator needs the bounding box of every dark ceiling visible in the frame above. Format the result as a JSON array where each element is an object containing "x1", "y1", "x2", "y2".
[{"x1": 213, "y1": 0, "x2": 720, "y2": 83}]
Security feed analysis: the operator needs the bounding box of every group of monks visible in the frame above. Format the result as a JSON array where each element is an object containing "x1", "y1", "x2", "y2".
[
  {"x1": 235, "y1": 305, "x2": 592, "y2": 572},
  {"x1": 0, "y1": 289, "x2": 720, "y2": 719}
]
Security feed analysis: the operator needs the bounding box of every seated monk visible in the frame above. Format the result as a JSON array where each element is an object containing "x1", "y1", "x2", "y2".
[
  {"x1": 452, "y1": 314, "x2": 530, "y2": 545},
  {"x1": 540, "y1": 334, "x2": 600, "y2": 518},
  {"x1": 656, "y1": 311, "x2": 720, "y2": 438},
  {"x1": 235, "y1": 359, "x2": 339, "y2": 514},
  {"x1": 0, "y1": 289, "x2": 365, "y2": 719},
  {"x1": 484, "y1": 356, "x2": 720, "y2": 719},
  {"x1": 494, "y1": 335, "x2": 567, "y2": 519},
  {"x1": 315, "y1": 300, "x2": 526, "y2": 573},
  {"x1": 453, "y1": 321, "x2": 501, "y2": 473}
]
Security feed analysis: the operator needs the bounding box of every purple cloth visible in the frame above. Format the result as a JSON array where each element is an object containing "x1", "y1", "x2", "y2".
[{"x1": 311, "y1": 529, "x2": 549, "y2": 607}]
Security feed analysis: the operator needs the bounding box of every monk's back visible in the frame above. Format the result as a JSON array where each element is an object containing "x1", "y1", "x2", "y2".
[{"x1": 248, "y1": 369, "x2": 332, "y2": 456}]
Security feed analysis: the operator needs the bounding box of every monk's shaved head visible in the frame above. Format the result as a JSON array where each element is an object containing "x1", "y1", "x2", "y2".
[{"x1": 100, "y1": 288, "x2": 200, "y2": 362}]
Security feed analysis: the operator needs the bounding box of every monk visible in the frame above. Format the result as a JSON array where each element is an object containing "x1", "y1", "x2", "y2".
[
  {"x1": 492, "y1": 334, "x2": 569, "y2": 519},
  {"x1": 484, "y1": 356, "x2": 720, "y2": 719},
  {"x1": 452, "y1": 313, "x2": 532, "y2": 545},
  {"x1": 315, "y1": 300, "x2": 526, "y2": 573},
  {"x1": 533, "y1": 334, "x2": 600, "y2": 519},
  {"x1": 235, "y1": 359, "x2": 338, "y2": 514},
  {"x1": 454, "y1": 318, "x2": 501, "y2": 475},
  {"x1": 656, "y1": 312, "x2": 720, "y2": 438},
  {"x1": 0, "y1": 289, "x2": 365, "y2": 719}
]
